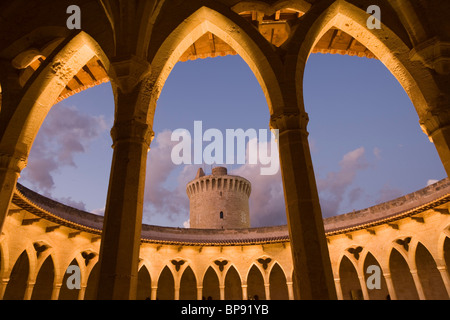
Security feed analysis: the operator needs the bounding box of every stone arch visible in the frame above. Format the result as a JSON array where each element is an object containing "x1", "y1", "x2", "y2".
[
  {"x1": 338, "y1": 254, "x2": 362, "y2": 300},
  {"x1": 146, "y1": 5, "x2": 284, "y2": 129},
  {"x1": 59, "y1": 258, "x2": 80, "y2": 300},
  {"x1": 137, "y1": 264, "x2": 152, "y2": 300},
  {"x1": 437, "y1": 225, "x2": 450, "y2": 266},
  {"x1": 179, "y1": 265, "x2": 197, "y2": 300},
  {"x1": 30, "y1": 241, "x2": 60, "y2": 284},
  {"x1": 202, "y1": 266, "x2": 220, "y2": 300},
  {"x1": 3, "y1": 250, "x2": 30, "y2": 300},
  {"x1": 224, "y1": 264, "x2": 242, "y2": 300},
  {"x1": 157, "y1": 265, "x2": 175, "y2": 300},
  {"x1": 30, "y1": 254, "x2": 54, "y2": 300},
  {"x1": 247, "y1": 264, "x2": 265, "y2": 300},
  {"x1": 362, "y1": 251, "x2": 389, "y2": 300},
  {"x1": 269, "y1": 262, "x2": 289, "y2": 300},
  {"x1": 389, "y1": 247, "x2": 419, "y2": 300},
  {"x1": 414, "y1": 242, "x2": 448, "y2": 299},
  {"x1": 0, "y1": 30, "x2": 111, "y2": 169}
]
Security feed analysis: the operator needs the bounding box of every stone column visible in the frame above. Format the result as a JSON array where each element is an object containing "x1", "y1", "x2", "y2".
[
  {"x1": 286, "y1": 281, "x2": 294, "y2": 300},
  {"x1": 51, "y1": 283, "x2": 62, "y2": 300},
  {"x1": 196, "y1": 285, "x2": 203, "y2": 300},
  {"x1": 151, "y1": 285, "x2": 158, "y2": 300},
  {"x1": 241, "y1": 284, "x2": 248, "y2": 300},
  {"x1": 382, "y1": 272, "x2": 397, "y2": 300},
  {"x1": 95, "y1": 106, "x2": 154, "y2": 299},
  {"x1": 0, "y1": 278, "x2": 9, "y2": 300},
  {"x1": 410, "y1": 269, "x2": 426, "y2": 300},
  {"x1": 174, "y1": 285, "x2": 180, "y2": 300},
  {"x1": 264, "y1": 283, "x2": 270, "y2": 300},
  {"x1": 437, "y1": 265, "x2": 450, "y2": 298},
  {"x1": 334, "y1": 278, "x2": 343, "y2": 300},
  {"x1": 270, "y1": 110, "x2": 336, "y2": 300},
  {"x1": 23, "y1": 281, "x2": 35, "y2": 300},
  {"x1": 358, "y1": 275, "x2": 370, "y2": 300},
  {"x1": 219, "y1": 285, "x2": 225, "y2": 300},
  {"x1": 78, "y1": 285, "x2": 87, "y2": 300}
]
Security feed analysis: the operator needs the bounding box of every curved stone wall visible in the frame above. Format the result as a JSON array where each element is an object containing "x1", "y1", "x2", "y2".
[{"x1": 0, "y1": 180, "x2": 449, "y2": 300}]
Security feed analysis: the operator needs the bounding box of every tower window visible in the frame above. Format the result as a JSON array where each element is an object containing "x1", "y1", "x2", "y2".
[{"x1": 220, "y1": 211, "x2": 223, "y2": 219}]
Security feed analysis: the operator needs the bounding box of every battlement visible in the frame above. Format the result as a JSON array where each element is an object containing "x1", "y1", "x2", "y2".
[{"x1": 186, "y1": 167, "x2": 251, "y2": 198}]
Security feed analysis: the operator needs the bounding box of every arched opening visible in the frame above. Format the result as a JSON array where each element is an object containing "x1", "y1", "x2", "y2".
[
  {"x1": 415, "y1": 242, "x2": 448, "y2": 299},
  {"x1": 3, "y1": 251, "x2": 29, "y2": 300},
  {"x1": 146, "y1": 54, "x2": 276, "y2": 228},
  {"x1": 389, "y1": 248, "x2": 418, "y2": 300},
  {"x1": 303, "y1": 49, "x2": 445, "y2": 218},
  {"x1": 300, "y1": 2, "x2": 446, "y2": 219},
  {"x1": 31, "y1": 255, "x2": 55, "y2": 300},
  {"x1": 0, "y1": 31, "x2": 112, "y2": 237},
  {"x1": 84, "y1": 263, "x2": 99, "y2": 300},
  {"x1": 224, "y1": 265, "x2": 242, "y2": 300},
  {"x1": 157, "y1": 266, "x2": 175, "y2": 300},
  {"x1": 17, "y1": 82, "x2": 114, "y2": 217},
  {"x1": 363, "y1": 252, "x2": 389, "y2": 300},
  {"x1": 202, "y1": 266, "x2": 220, "y2": 300},
  {"x1": 59, "y1": 259, "x2": 80, "y2": 300},
  {"x1": 137, "y1": 265, "x2": 152, "y2": 300},
  {"x1": 247, "y1": 265, "x2": 265, "y2": 300},
  {"x1": 179, "y1": 266, "x2": 197, "y2": 300},
  {"x1": 269, "y1": 263, "x2": 288, "y2": 300},
  {"x1": 142, "y1": 6, "x2": 284, "y2": 228},
  {"x1": 338, "y1": 255, "x2": 362, "y2": 300}
]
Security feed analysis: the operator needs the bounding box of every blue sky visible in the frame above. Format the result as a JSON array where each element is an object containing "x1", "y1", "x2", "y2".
[{"x1": 18, "y1": 52, "x2": 447, "y2": 228}]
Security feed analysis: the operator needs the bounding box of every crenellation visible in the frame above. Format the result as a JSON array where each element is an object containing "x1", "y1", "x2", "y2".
[{"x1": 187, "y1": 167, "x2": 251, "y2": 229}]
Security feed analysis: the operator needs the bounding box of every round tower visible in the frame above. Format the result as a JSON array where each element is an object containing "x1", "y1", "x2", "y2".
[{"x1": 186, "y1": 166, "x2": 251, "y2": 229}]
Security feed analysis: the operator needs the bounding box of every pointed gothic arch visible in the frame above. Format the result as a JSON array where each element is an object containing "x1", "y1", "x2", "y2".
[
  {"x1": 224, "y1": 265, "x2": 242, "y2": 300},
  {"x1": 338, "y1": 255, "x2": 362, "y2": 300},
  {"x1": 269, "y1": 262, "x2": 289, "y2": 300},
  {"x1": 146, "y1": 5, "x2": 285, "y2": 129},
  {"x1": 179, "y1": 265, "x2": 197, "y2": 300},
  {"x1": 157, "y1": 265, "x2": 175, "y2": 300},
  {"x1": 389, "y1": 247, "x2": 418, "y2": 300},
  {"x1": 3, "y1": 250, "x2": 30, "y2": 300},
  {"x1": 30, "y1": 254, "x2": 55, "y2": 300},
  {"x1": 247, "y1": 264, "x2": 265, "y2": 300}
]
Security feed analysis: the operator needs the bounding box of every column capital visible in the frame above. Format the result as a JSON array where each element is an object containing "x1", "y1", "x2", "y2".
[
  {"x1": 0, "y1": 150, "x2": 28, "y2": 173},
  {"x1": 110, "y1": 55, "x2": 152, "y2": 94},
  {"x1": 410, "y1": 37, "x2": 450, "y2": 75},
  {"x1": 110, "y1": 119, "x2": 154, "y2": 148},
  {"x1": 269, "y1": 109, "x2": 309, "y2": 135},
  {"x1": 420, "y1": 105, "x2": 450, "y2": 139}
]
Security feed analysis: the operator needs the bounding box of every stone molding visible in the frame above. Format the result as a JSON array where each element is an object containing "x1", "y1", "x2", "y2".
[
  {"x1": 269, "y1": 109, "x2": 309, "y2": 135},
  {"x1": 110, "y1": 119, "x2": 154, "y2": 147},
  {"x1": 0, "y1": 152, "x2": 27, "y2": 173}
]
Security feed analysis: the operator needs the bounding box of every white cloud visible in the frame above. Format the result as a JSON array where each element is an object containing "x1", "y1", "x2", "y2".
[
  {"x1": 427, "y1": 179, "x2": 439, "y2": 186},
  {"x1": 317, "y1": 147, "x2": 369, "y2": 217}
]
